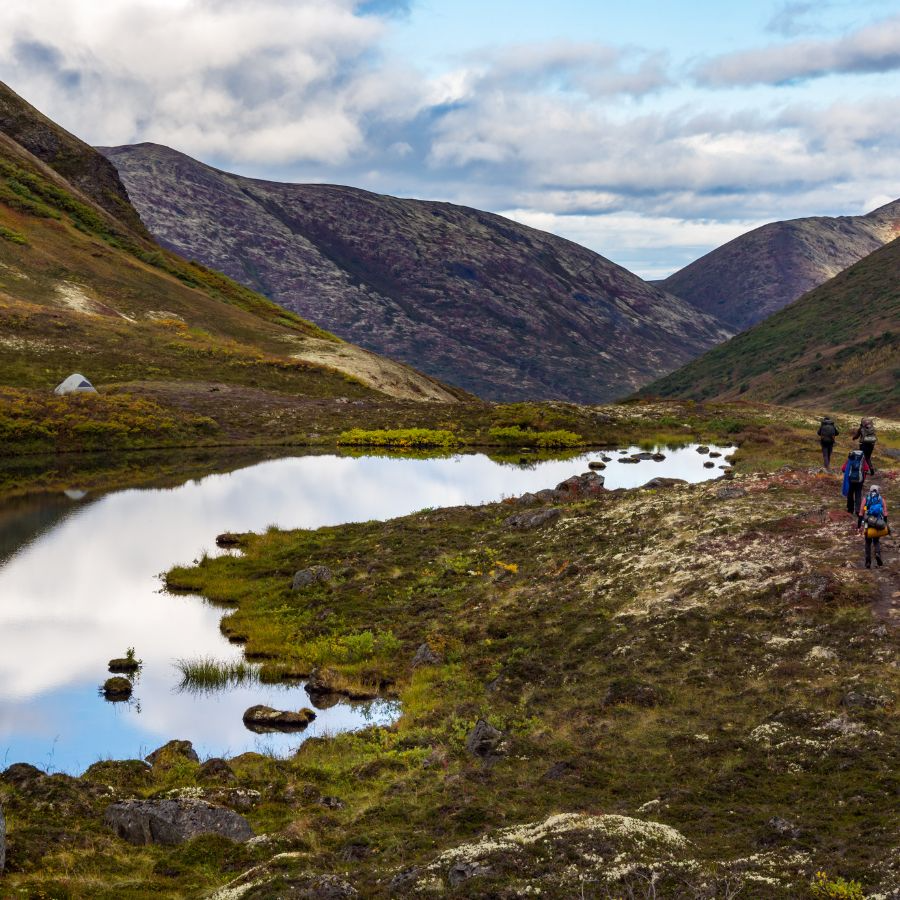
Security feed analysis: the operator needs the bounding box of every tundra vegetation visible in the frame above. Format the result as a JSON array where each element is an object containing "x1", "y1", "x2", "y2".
[{"x1": 1, "y1": 401, "x2": 897, "y2": 898}]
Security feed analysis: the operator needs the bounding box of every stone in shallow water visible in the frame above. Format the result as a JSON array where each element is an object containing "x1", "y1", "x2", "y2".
[
  {"x1": 102, "y1": 676, "x2": 132, "y2": 700},
  {"x1": 242, "y1": 705, "x2": 317, "y2": 733},
  {"x1": 104, "y1": 798, "x2": 253, "y2": 846}
]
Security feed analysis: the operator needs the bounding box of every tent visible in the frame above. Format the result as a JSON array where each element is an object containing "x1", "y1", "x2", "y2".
[{"x1": 53, "y1": 373, "x2": 97, "y2": 395}]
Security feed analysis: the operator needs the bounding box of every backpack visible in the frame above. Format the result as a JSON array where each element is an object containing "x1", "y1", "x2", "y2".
[
  {"x1": 860, "y1": 420, "x2": 877, "y2": 443},
  {"x1": 818, "y1": 420, "x2": 837, "y2": 440},
  {"x1": 847, "y1": 451, "x2": 865, "y2": 483}
]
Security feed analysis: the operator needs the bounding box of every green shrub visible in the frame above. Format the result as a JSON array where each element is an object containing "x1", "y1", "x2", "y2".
[
  {"x1": 809, "y1": 871, "x2": 864, "y2": 899},
  {"x1": 487, "y1": 425, "x2": 583, "y2": 448},
  {"x1": 0, "y1": 223, "x2": 27, "y2": 244},
  {"x1": 337, "y1": 428, "x2": 458, "y2": 449}
]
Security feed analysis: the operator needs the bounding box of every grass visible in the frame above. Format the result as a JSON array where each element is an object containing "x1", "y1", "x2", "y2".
[{"x1": 174, "y1": 657, "x2": 258, "y2": 692}]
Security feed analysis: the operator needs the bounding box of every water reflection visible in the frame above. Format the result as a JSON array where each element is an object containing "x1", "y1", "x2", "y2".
[{"x1": 0, "y1": 446, "x2": 729, "y2": 773}]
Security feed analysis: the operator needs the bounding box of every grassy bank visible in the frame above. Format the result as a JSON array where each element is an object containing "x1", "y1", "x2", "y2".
[{"x1": 1, "y1": 402, "x2": 898, "y2": 897}]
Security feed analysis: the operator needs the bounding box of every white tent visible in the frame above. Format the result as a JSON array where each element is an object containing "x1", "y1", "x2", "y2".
[{"x1": 53, "y1": 373, "x2": 97, "y2": 395}]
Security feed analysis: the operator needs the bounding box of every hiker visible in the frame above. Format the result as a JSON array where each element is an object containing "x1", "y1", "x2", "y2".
[
  {"x1": 852, "y1": 416, "x2": 877, "y2": 473},
  {"x1": 858, "y1": 485, "x2": 889, "y2": 568},
  {"x1": 841, "y1": 448, "x2": 870, "y2": 516},
  {"x1": 817, "y1": 416, "x2": 839, "y2": 468}
]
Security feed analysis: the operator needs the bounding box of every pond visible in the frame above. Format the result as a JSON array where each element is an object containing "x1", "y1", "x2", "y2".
[{"x1": 0, "y1": 445, "x2": 732, "y2": 774}]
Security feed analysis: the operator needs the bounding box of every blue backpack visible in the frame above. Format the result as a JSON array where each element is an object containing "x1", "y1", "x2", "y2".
[
  {"x1": 847, "y1": 451, "x2": 865, "y2": 483},
  {"x1": 867, "y1": 496, "x2": 884, "y2": 518}
]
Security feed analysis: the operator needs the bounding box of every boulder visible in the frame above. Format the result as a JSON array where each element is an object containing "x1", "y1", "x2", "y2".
[
  {"x1": 291, "y1": 565, "x2": 333, "y2": 591},
  {"x1": 102, "y1": 676, "x2": 132, "y2": 700},
  {"x1": 553, "y1": 472, "x2": 605, "y2": 500},
  {"x1": 411, "y1": 643, "x2": 443, "y2": 669},
  {"x1": 617, "y1": 457, "x2": 640, "y2": 464},
  {"x1": 587, "y1": 461, "x2": 606, "y2": 470},
  {"x1": 767, "y1": 816, "x2": 801, "y2": 839},
  {"x1": 82, "y1": 759, "x2": 152, "y2": 790},
  {"x1": 503, "y1": 508, "x2": 561, "y2": 530},
  {"x1": 631, "y1": 452, "x2": 655, "y2": 460},
  {"x1": 197, "y1": 758, "x2": 237, "y2": 784},
  {"x1": 215, "y1": 532, "x2": 242, "y2": 548},
  {"x1": 652, "y1": 453, "x2": 666, "y2": 461},
  {"x1": 465, "y1": 720, "x2": 505, "y2": 759},
  {"x1": 703, "y1": 461, "x2": 715, "y2": 468},
  {"x1": 709, "y1": 451, "x2": 722, "y2": 458},
  {"x1": 104, "y1": 798, "x2": 253, "y2": 846},
  {"x1": 716, "y1": 485, "x2": 747, "y2": 500},
  {"x1": 145, "y1": 740, "x2": 200, "y2": 767},
  {"x1": 642, "y1": 477, "x2": 687, "y2": 490},
  {"x1": 600, "y1": 455, "x2": 612, "y2": 462},
  {"x1": 243, "y1": 705, "x2": 317, "y2": 733},
  {"x1": 696, "y1": 446, "x2": 710, "y2": 454},
  {"x1": 449, "y1": 860, "x2": 493, "y2": 887}
]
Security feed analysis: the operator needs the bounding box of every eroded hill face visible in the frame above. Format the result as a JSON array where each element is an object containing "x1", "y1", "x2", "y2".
[
  {"x1": 0, "y1": 84, "x2": 465, "y2": 408},
  {"x1": 659, "y1": 200, "x2": 900, "y2": 332},
  {"x1": 645, "y1": 236, "x2": 900, "y2": 414},
  {"x1": 102, "y1": 143, "x2": 731, "y2": 403}
]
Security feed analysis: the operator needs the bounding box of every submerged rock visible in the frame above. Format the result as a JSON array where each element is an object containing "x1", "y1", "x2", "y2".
[
  {"x1": 104, "y1": 798, "x2": 253, "y2": 846},
  {"x1": 107, "y1": 657, "x2": 139, "y2": 674},
  {"x1": 696, "y1": 445, "x2": 710, "y2": 454},
  {"x1": 146, "y1": 740, "x2": 200, "y2": 767},
  {"x1": 242, "y1": 705, "x2": 317, "y2": 733},
  {"x1": 587, "y1": 460, "x2": 606, "y2": 470},
  {"x1": 504, "y1": 508, "x2": 561, "y2": 530},
  {"x1": 102, "y1": 676, "x2": 132, "y2": 700},
  {"x1": 617, "y1": 457, "x2": 640, "y2": 464},
  {"x1": 291, "y1": 565, "x2": 333, "y2": 590},
  {"x1": 703, "y1": 461, "x2": 715, "y2": 468},
  {"x1": 652, "y1": 452, "x2": 666, "y2": 461}
]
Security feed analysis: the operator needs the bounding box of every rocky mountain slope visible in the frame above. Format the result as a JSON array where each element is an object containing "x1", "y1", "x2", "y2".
[
  {"x1": 0, "y1": 82, "x2": 466, "y2": 451},
  {"x1": 102, "y1": 143, "x2": 731, "y2": 403},
  {"x1": 657, "y1": 200, "x2": 900, "y2": 332},
  {"x1": 644, "y1": 236, "x2": 900, "y2": 414}
]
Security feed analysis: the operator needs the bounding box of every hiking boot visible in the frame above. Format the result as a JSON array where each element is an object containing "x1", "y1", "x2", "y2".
[
  {"x1": 865, "y1": 560, "x2": 871, "y2": 568},
  {"x1": 876, "y1": 556, "x2": 883, "y2": 567}
]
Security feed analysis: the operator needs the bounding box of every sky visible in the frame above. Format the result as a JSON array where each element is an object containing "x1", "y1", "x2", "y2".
[{"x1": 1, "y1": 0, "x2": 899, "y2": 278}]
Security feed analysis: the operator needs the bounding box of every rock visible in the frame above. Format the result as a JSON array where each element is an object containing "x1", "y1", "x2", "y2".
[
  {"x1": 104, "y1": 798, "x2": 253, "y2": 846},
  {"x1": 542, "y1": 761, "x2": 573, "y2": 780},
  {"x1": 703, "y1": 461, "x2": 715, "y2": 468},
  {"x1": 841, "y1": 690, "x2": 889, "y2": 710},
  {"x1": 554, "y1": 472, "x2": 605, "y2": 500},
  {"x1": 696, "y1": 445, "x2": 710, "y2": 454},
  {"x1": 709, "y1": 451, "x2": 722, "y2": 458},
  {"x1": 102, "y1": 676, "x2": 132, "y2": 700},
  {"x1": 767, "y1": 816, "x2": 801, "y2": 839},
  {"x1": 412, "y1": 642, "x2": 443, "y2": 668},
  {"x1": 1, "y1": 762, "x2": 45, "y2": 788},
  {"x1": 82, "y1": 759, "x2": 152, "y2": 790},
  {"x1": 215, "y1": 532, "x2": 241, "y2": 547},
  {"x1": 716, "y1": 485, "x2": 747, "y2": 500},
  {"x1": 600, "y1": 455, "x2": 612, "y2": 462},
  {"x1": 465, "y1": 719, "x2": 505, "y2": 759},
  {"x1": 319, "y1": 795, "x2": 345, "y2": 809},
  {"x1": 291, "y1": 565, "x2": 333, "y2": 590},
  {"x1": 617, "y1": 456, "x2": 640, "y2": 464},
  {"x1": 449, "y1": 860, "x2": 493, "y2": 887},
  {"x1": 107, "y1": 657, "x2": 139, "y2": 673},
  {"x1": 631, "y1": 452, "x2": 655, "y2": 460},
  {"x1": 806, "y1": 646, "x2": 837, "y2": 662},
  {"x1": 882, "y1": 447, "x2": 900, "y2": 460},
  {"x1": 389, "y1": 867, "x2": 421, "y2": 894},
  {"x1": 197, "y1": 758, "x2": 237, "y2": 784},
  {"x1": 514, "y1": 491, "x2": 539, "y2": 505},
  {"x1": 145, "y1": 740, "x2": 200, "y2": 767},
  {"x1": 652, "y1": 453, "x2": 666, "y2": 461},
  {"x1": 243, "y1": 705, "x2": 316, "y2": 733},
  {"x1": 503, "y1": 508, "x2": 561, "y2": 530},
  {"x1": 0, "y1": 803, "x2": 5, "y2": 873},
  {"x1": 587, "y1": 460, "x2": 606, "y2": 470},
  {"x1": 642, "y1": 477, "x2": 687, "y2": 490}
]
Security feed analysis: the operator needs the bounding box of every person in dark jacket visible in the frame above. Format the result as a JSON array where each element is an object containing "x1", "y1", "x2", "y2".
[
  {"x1": 858, "y1": 485, "x2": 888, "y2": 568},
  {"x1": 852, "y1": 416, "x2": 877, "y2": 473},
  {"x1": 842, "y1": 449, "x2": 871, "y2": 516},
  {"x1": 817, "y1": 416, "x2": 839, "y2": 468}
]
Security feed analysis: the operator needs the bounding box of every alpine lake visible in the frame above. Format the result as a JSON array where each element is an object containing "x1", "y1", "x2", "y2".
[{"x1": 0, "y1": 445, "x2": 733, "y2": 774}]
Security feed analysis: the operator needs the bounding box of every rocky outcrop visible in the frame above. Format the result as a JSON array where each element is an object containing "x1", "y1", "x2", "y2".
[
  {"x1": 503, "y1": 508, "x2": 561, "y2": 530},
  {"x1": 104, "y1": 798, "x2": 253, "y2": 846},
  {"x1": 242, "y1": 705, "x2": 317, "y2": 733},
  {"x1": 411, "y1": 643, "x2": 443, "y2": 669},
  {"x1": 146, "y1": 740, "x2": 200, "y2": 767},
  {"x1": 198, "y1": 758, "x2": 237, "y2": 784},
  {"x1": 465, "y1": 720, "x2": 505, "y2": 759}
]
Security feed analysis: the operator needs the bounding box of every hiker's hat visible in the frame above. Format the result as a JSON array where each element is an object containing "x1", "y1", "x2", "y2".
[{"x1": 870, "y1": 485, "x2": 880, "y2": 494}]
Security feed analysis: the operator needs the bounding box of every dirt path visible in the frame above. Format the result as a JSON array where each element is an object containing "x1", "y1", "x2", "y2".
[{"x1": 872, "y1": 551, "x2": 900, "y2": 624}]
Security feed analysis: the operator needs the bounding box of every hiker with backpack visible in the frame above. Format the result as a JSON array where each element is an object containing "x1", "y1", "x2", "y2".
[
  {"x1": 852, "y1": 417, "x2": 877, "y2": 473},
  {"x1": 858, "y1": 485, "x2": 889, "y2": 568},
  {"x1": 817, "y1": 416, "x2": 839, "y2": 468},
  {"x1": 842, "y1": 448, "x2": 871, "y2": 515}
]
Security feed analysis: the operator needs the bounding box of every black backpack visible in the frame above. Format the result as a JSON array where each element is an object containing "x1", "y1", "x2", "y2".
[
  {"x1": 847, "y1": 451, "x2": 865, "y2": 483},
  {"x1": 818, "y1": 420, "x2": 837, "y2": 440}
]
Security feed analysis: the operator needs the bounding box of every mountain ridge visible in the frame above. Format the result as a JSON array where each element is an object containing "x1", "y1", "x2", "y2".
[
  {"x1": 657, "y1": 200, "x2": 900, "y2": 331},
  {"x1": 102, "y1": 141, "x2": 731, "y2": 403}
]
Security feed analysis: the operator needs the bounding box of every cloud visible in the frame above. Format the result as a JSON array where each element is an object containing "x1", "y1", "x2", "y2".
[
  {"x1": 696, "y1": 13, "x2": 900, "y2": 85},
  {"x1": 765, "y1": 2, "x2": 818, "y2": 37},
  {"x1": 356, "y1": 0, "x2": 412, "y2": 16}
]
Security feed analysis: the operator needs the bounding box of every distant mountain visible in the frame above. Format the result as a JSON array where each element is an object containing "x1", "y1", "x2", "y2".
[
  {"x1": 643, "y1": 236, "x2": 900, "y2": 415},
  {"x1": 0, "y1": 81, "x2": 465, "y2": 405},
  {"x1": 657, "y1": 201, "x2": 900, "y2": 331},
  {"x1": 102, "y1": 143, "x2": 731, "y2": 403}
]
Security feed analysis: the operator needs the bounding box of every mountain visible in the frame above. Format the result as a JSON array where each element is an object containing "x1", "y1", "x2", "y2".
[
  {"x1": 0, "y1": 82, "x2": 465, "y2": 410},
  {"x1": 643, "y1": 235, "x2": 900, "y2": 414},
  {"x1": 101, "y1": 143, "x2": 731, "y2": 403},
  {"x1": 657, "y1": 201, "x2": 900, "y2": 331}
]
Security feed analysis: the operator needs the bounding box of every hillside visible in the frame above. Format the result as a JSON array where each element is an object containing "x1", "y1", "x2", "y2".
[
  {"x1": 644, "y1": 236, "x2": 900, "y2": 414},
  {"x1": 0, "y1": 82, "x2": 467, "y2": 454},
  {"x1": 658, "y1": 200, "x2": 900, "y2": 331},
  {"x1": 102, "y1": 143, "x2": 731, "y2": 403}
]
